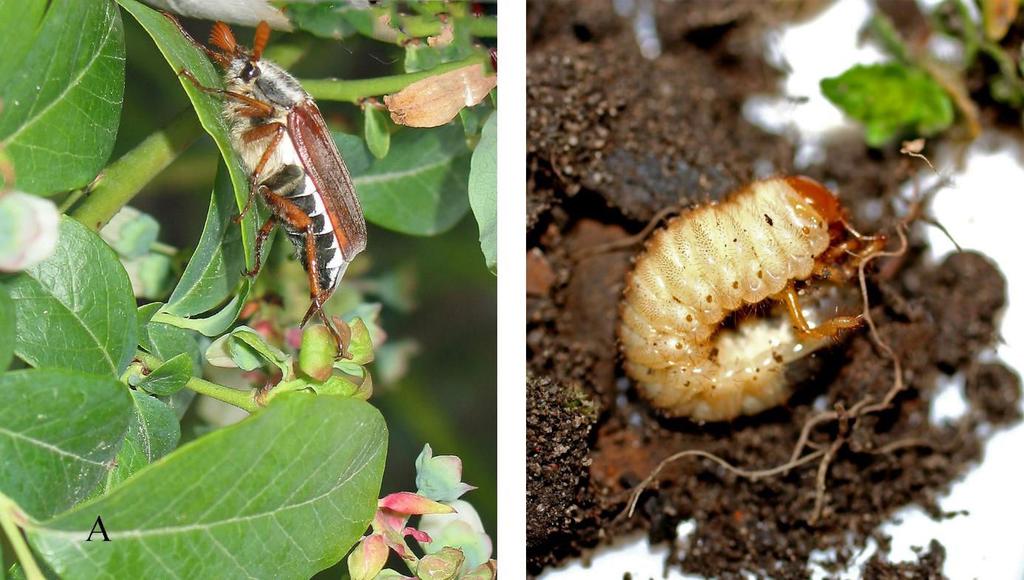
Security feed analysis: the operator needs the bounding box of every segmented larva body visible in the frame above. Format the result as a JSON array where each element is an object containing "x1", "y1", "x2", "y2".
[{"x1": 619, "y1": 177, "x2": 845, "y2": 422}]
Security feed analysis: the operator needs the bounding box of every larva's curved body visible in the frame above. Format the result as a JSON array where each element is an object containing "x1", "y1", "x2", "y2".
[{"x1": 619, "y1": 177, "x2": 843, "y2": 421}]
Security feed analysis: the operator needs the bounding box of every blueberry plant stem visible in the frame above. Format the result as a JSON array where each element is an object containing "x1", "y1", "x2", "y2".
[
  {"x1": 136, "y1": 352, "x2": 260, "y2": 414},
  {"x1": 185, "y1": 376, "x2": 261, "y2": 414},
  {"x1": 0, "y1": 494, "x2": 44, "y2": 580},
  {"x1": 71, "y1": 110, "x2": 203, "y2": 231},
  {"x1": 300, "y1": 52, "x2": 491, "y2": 103}
]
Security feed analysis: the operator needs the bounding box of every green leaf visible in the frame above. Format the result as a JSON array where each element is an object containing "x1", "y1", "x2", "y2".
[
  {"x1": 468, "y1": 113, "x2": 496, "y2": 274},
  {"x1": 337, "y1": 125, "x2": 471, "y2": 235},
  {"x1": 232, "y1": 327, "x2": 292, "y2": 377},
  {"x1": 0, "y1": 369, "x2": 132, "y2": 519},
  {"x1": 138, "y1": 307, "x2": 202, "y2": 377},
  {"x1": 284, "y1": 3, "x2": 358, "y2": 40},
  {"x1": 206, "y1": 326, "x2": 293, "y2": 376},
  {"x1": 165, "y1": 163, "x2": 247, "y2": 318},
  {"x1": 137, "y1": 352, "x2": 192, "y2": 396},
  {"x1": 334, "y1": 132, "x2": 374, "y2": 175},
  {"x1": 345, "y1": 318, "x2": 374, "y2": 366},
  {"x1": 104, "y1": 392, "x2": 180, "y2": 490},
  {"x1": 153, "y1": 279, "x2": 251, "y2": 337},
  {"x1": 115, "y1": 0, "x2": 260, "y2": 271},
  {"x1": 26, "y1": 395, "x2": 388, "y2": 579},
  {"x1": 402, "y1": 27, "x2": 475, "y2": 74},
  {"x1": 364, "y1": 106, "x2": 391, "y2": 160},
  {"x1": 405, "y1": 43, "x2": 444, "y2": 73},
  {"x1": 0, "y1": 0, "x2": 125, "y2": 195},
  {"x1": 7, "y1": 217, "x2": 137, "y2": 376},
  {"x1": 205, "y1": 332, "x2": 258, "y2": 371},
  {"x1": 820, "y1": 63, "x2": 954, "y2": 147},
  {"x1": 0, "y1": 285, "x2": 14, "y2": 371}
]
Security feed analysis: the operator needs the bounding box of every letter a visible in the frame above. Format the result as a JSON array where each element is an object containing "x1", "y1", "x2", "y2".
[{"x1": 86, "y1": 516, "x2": 110, "y2": 542}]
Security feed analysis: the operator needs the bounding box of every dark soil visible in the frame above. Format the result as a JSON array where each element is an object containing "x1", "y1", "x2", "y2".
[{"x1": 526, "y1": 1, "x2": 1022, "y2": 577}]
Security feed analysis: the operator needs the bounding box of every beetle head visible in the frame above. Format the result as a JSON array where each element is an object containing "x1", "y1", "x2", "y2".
[{"x1": 208, "y1": 21, "x2": 270, "y2": 84}]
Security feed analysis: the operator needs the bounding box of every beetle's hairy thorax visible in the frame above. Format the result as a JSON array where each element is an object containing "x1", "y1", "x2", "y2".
[{"x1": 222, "y1": 59, "x2": 306, "y2": 176}]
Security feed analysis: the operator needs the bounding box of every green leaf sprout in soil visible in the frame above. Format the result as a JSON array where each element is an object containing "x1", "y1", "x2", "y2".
[
  {"x1": 821, "y1": 63, "x2": 954, "y2": 147},
  {"x1": 0, "y1": 0, "x2": 497, "y2": 577},
  {"x1": 822, "y1": 0, "x2": 1024, "y2": 147}
]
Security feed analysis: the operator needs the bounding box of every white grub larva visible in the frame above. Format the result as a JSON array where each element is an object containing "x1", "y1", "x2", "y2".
[{"x1": 618, "y1": 176, "x2": 883, "y2": 422}]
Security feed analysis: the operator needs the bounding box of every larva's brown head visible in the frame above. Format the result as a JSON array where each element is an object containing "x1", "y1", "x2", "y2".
[{"x1": 785, "y1": 176, "x2": 844, "y2": 225}]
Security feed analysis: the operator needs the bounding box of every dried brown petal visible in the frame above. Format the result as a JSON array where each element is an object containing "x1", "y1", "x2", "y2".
[
  {"x1": 384, "y1": 64, "x2": 496, "y2": 128},
  {"x1": 982, "y1": 0, "x2": 1019, "y2": 41}
]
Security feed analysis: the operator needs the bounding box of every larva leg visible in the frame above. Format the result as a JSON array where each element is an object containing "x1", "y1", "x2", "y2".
[
  {"x1": 242, "y1": 216, "x2": 277, "y2": 278},
  {"x1": 777, "y1": 282, "x2": 862, "y2": 340},
  {"x1": 234, "y1": 122, "x2": 287, "y2": 223}
]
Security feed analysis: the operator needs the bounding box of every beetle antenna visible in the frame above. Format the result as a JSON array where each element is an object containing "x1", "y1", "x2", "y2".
[
  {"x1": 252, "y1": 21, "x2": 270, "y2": 61},
  {"x1": 209, "y1": 21, "x2": 238, "y2": 55}
]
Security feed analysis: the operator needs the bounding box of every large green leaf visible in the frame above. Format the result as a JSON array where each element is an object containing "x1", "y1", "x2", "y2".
[
  {"x1": 104, "y1": 392, "x2": 180, "y2": 490},
  {"x1": 7, "y1": 217, "x2": 138, "y2": 376},
  {"x1": 468, "y1": 113, "x2": 496, "y2": 274},
  {"x1": 0, "y1": 369, "x2": 132, "y2": 519},
  {"x1": 0, "y1": 284, "x2": 14, "y2": 371},
  {"x1": 338, "y1": 125, "x2": 471, "y2": 236},
  {"x1": 27, "y1": 395, "x2": 388, "y2": 579},
  {"x1": 165, "y1": 163, "x2": 247, "y2": 318},
  {"x1": 0, "y1": 0, "x2": 125, "y2": 195},
  {"x1": 115, "y1": 0, "x2": 260, "y2": 271}
]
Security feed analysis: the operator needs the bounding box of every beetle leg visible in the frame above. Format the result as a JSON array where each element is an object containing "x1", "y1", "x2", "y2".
[
  {"x1": 257, "y1": 187, "x2": 343, "y2": 354},
  {"x1": 243, "y1": 216, "x2": 277, "y2": 278},
  {"x1": 234, "y1": 122, "x2": 287, "y2": 223},
  {"x1": 776, "y1": 281, "x2": 862, "y2": 340},
  {"x1": 299, "y1": 230, "x2": 344, "y2": 353},
  {"x1": 177, "y1": 68, "x2": 275, "y2": 116}
]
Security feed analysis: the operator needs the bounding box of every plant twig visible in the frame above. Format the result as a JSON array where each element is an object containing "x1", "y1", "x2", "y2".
[
  {"x1": 185, "y1": 376, "x2": 261, "y2": 413},
  {"x1": 301, "y1": 52, "x2": 491, "y2": 103},
  {"x1": 0, "y1": 494, "x2": 45, "y2": 580},
  {"x1": 136, "y1": 352, "x2": 261, "y2": 414},
  {"x1": 71, "y1": 110, "x2": 203, "y2": 230}
]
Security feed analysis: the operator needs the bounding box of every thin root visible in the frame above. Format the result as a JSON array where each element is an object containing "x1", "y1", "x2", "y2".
[{"x1": 623, "y1": 448, "x2": 826, "y2": 519}]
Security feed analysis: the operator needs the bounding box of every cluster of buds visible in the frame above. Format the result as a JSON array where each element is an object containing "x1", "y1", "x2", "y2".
[
  {"x1": 348, "y1": 445, "x2": 495, "y2": 580},
  {"x1": 0, "y1": 191, "x2": 59, "y2": 273}
]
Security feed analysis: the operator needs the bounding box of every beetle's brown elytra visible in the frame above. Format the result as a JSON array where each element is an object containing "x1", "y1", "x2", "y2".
[{"x1": 619, "y1": 177, "x2": 881, "y2": 421}]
